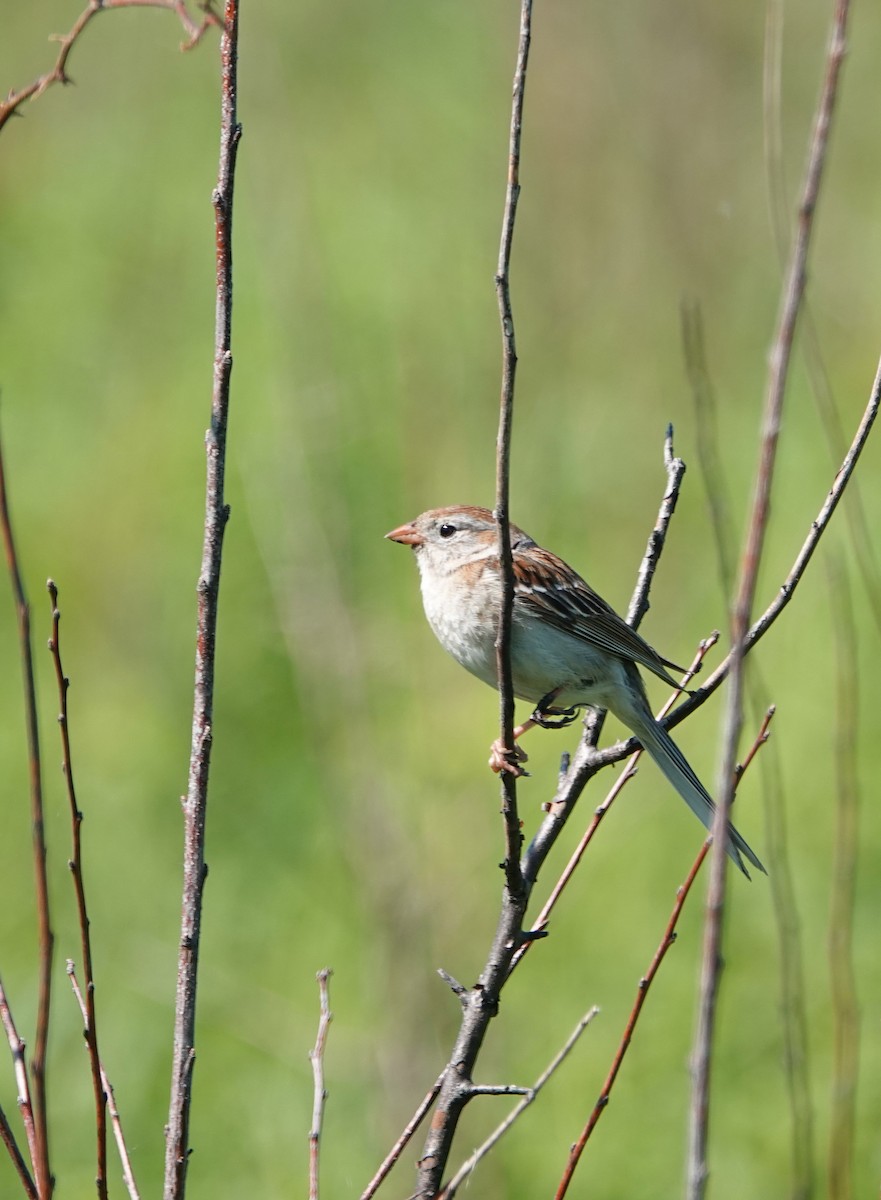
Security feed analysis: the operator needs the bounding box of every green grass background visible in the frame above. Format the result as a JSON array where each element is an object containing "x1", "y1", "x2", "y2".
[{"x1": 1, "y1": 2, "x2": 880, "y2": 1196}]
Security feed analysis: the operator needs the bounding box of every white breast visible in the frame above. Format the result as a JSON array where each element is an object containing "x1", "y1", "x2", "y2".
[{"x1": 419, "y1": 560, "x2": 500, "y2": 689}]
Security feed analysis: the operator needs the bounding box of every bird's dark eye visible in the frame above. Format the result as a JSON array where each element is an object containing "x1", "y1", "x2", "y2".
[{"x1": 439, "y1": 522, "x2": 457, "y2": 538}]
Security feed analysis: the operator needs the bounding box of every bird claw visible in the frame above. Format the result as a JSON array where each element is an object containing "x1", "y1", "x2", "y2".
[
  {"x1": 489, "y1": 739, "x2": 530, "y2": 777},
  {"x1": 530, "y1": 704, "x2": 579, "y2": 730}
]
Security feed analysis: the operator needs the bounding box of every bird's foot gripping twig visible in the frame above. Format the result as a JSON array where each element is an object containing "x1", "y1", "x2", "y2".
[
  {"x1": 530, "y1": 694, "x2": 580, "y2": 730},
  {"x1": 489, "y1": 739, "x2": 530, "y2": 777}
]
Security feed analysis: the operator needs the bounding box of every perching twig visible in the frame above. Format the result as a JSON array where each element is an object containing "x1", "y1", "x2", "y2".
[
  {"x1": 562, "y1": 351, "x2": 880, "y2": 788},
  {"x1": 438, "y1": 1007, "x2": 599, "y2": 1199},
  {"x1": 359, "y1": 1073, "x2": 446, "y2": 1200},
  {"x1": 626, "y1": 426, "x2": 687, "y2": 629},
  {"x1": 163, "y1": 4, "x2": 240, "y2": 1197},
  {"x1": 308, "y1": 970, "x2": 333, "y2": 1200},
  {"x1": 0, "y1": 976, "x2": 39, "y2": 1199},
  {"x1": 412, "y1": 7, "x2": 533, "y2": 1198},
  {"x1": 556, "y1": 708, "x2": 775, "y2": 1200},
  {"x1": 521, "y1": 431, "x2": 691, "y2": 874},
  {"x1": 47, "y1": 582, "x2": 107, "y2": 1200},
  {"x1": 0, "y1": 428, "x2": 53, "y2": 1200},
  {"x1": 511, "y1": 634, "x2": 718, "y2": 975},
  {"x1": 687, "y1": 5, "x2": 851, "y2": 1195},
  {"x1": 0, "y1": 1102, "x2": 36, "y2": 1200},
  {"x1": 492, "y1": 0, "x2": 532, "y2": 889},
  {"x1": 67, "y1": 965, "x2": 140, "y2": 1200},
  {"x1": 0, "y1": 0, "x2": 219, "y2": 134}
]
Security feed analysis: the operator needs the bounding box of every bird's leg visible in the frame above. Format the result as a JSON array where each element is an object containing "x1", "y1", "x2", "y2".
[
  {"x1": 489, "y1": 719, "x2": 535, "y2": 777},
  {"x1": 489, "y1": 689, "x2": 580, "y2": 776},
  {"x1": 530, "y1": 688, "x2": 580, "y2": 730}
]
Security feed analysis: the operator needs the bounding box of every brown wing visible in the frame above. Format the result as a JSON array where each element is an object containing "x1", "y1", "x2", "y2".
[{"x1": 513, "y1": 544, "x2": 686, "y2": 688}]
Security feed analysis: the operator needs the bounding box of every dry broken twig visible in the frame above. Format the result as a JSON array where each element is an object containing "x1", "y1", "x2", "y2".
[{"x1": 0, "y1": 1, "x2": 219, "y2": 134}]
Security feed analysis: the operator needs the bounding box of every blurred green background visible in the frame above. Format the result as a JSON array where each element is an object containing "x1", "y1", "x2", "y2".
[{"x1": 1, "y1": 2, "x2": 880, "y2": 1197}]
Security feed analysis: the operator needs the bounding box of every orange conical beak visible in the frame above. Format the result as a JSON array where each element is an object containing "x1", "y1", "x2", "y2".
[{"x1": 385, "y1": 522, "x2": 424, "y2": 546}]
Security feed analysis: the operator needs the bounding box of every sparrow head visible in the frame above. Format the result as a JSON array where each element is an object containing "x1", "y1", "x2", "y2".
[{"x1": 386, "y1": 506, "x2": 534, "y2": 576}]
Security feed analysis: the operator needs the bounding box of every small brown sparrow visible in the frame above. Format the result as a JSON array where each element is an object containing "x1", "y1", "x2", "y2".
[{"x1": 387, "y1": 505, "x2": 764, "y2": 878}]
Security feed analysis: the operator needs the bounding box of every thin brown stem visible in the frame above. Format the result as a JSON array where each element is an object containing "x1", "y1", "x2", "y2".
[
  {"x1": 492, "y1": 0, "x2": 532, "y2": 890},
  {"x1": 0, "y1": 0, "x2": 219, "y2": 133},
  {"x1": 46, "y1": 583, "x2": 107, "y2": 1200},
  {"x1": 556, "y1": 709, "x2": 775, "y2": 1199},
  {"x1": 67, "y1": 965, "x2": 140, "y2": 1200},
  {"x1": 308, "y1": 970, "x2": 333, "y2": 1200},
  {"x1": 686, "y1": 5, "x2": 851, "y2": 1195},
  {"x1": 0, "y1": 430, "x2": 53, "y2": 1200},
  {"x1": 163, "y1": 4, "x2": 240, "y2": 1197},
  {"x1": 413, "y1": 9, "x2": 533, "y2": 1195},
  {"x1": 0, "y1": 1102, "x2": 37, "y2": 1200},
  {"x1": 359, "y1": 1073, "x2": 446, "y2": 1200},
  {"x1": 0, "y1": 975, "x2": 39, "y2": 1194}
]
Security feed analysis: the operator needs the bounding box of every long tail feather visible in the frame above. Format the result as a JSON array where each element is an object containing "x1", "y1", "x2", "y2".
[{"x1": 623, "y1": 704, "x2": 766, "y2": 879}]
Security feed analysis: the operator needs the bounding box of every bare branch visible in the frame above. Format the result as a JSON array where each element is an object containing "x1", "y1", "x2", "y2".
[
  {"x1": 359, "y1": 1073, "x2": 446, "y2": 1200},
  {"x1": 46, "y1": 582, "x2": 107, "y2": 1199},
  {"x1": 163, "y1": 4, "x2": 240, "y2": 1197},
  {"x1": 0, "y1": 1, "x2": 220, "y2": 134},
  {"x1": 511, "y1": 634, "x2": 718, "y2": 976},
  {"x1": 411, "y1": 8, "x2": 534, "y2": 1196},
  {"x1": 556, "y1": 709, "x2": 775, "y2": 1199},
  {"x1": 0, "y1": 428, "x2": 53, "y2": 1199},
  {"x1": 307, "y1": 970, "x2": 333, "y2": 1200},
  {"x1": 626, "y1": 425, "x2": 688, "y2": 628},
  {"x1": 569, "y1": 348, "x2": 880, "y2": 791},
  {"x1": 687, "y1": 4, "x2": 851, "y2": 1193},
  {"x1": 492, "y1": 0, "x2": 533, "y2": 885},
  {"x1": 67, "y1": 965, "x2": 140, "y2": 1200},
  {"x1": 0, "y1": 1103, "x2": 36, "y2": 1200},
  {"x1": 0, "y1": 976, "x2": 39, "y2": 1194},
  {"x1": 438, "y1": 1008, "x2": 599, "y2": 1200}
]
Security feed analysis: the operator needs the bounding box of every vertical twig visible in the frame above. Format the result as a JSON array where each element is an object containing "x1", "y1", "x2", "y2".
[
  {"x1": 0, "y1": 430, "x2": 53, "y2": 1200},
  {"x1": 685, "y1": 300, "x2": 816, "y2": 1197},
  {"x1": 163, "y1": 3, "x2": 240, "y2": 1197},
  {"x1": 0, "y1": 1101, "x2": 37, "y2": 1200},
  {"x1": 46, "y1": 582, "x2": 108, "y2": 1200},
  {"x1": 826, "y1": 558, "x2": 860, "y2": 1200},
  {"x1": 0, "y1": 977, "x2": 39, "y2": 1199},
  {"x1": 686, "y1": 4, "x2": 851, "y2": 1196},
  {"x1": 308, "y1": 970, "x2": 333, "y2": 1200},
  {"x1": 359, "y1": 1074, "x2": 446, "y2": 1200},
  {"x1": 67, "y1": 966, "x2": 140, "y2": 1200},
  {"x1": 493, "y1": 0, "x2": 532, "y2": 891},
  {"x1": 412, "y1": 8, "x2": 533, "y2": 1196}
]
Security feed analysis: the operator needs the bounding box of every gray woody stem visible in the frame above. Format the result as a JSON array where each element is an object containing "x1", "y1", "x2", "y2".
[
  {"x1": 686, "y1": 2, "x2": 852, "y2": 1196},
  {"x1": 414, "y1": 5, "x2": 533, "y2": 1195},
  {"x1": 493, "y1": 0, "x2": 532, "y2": 890},
  {"x1": 163, "y1": 4, "x2": 240, "y2": 1197}
]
